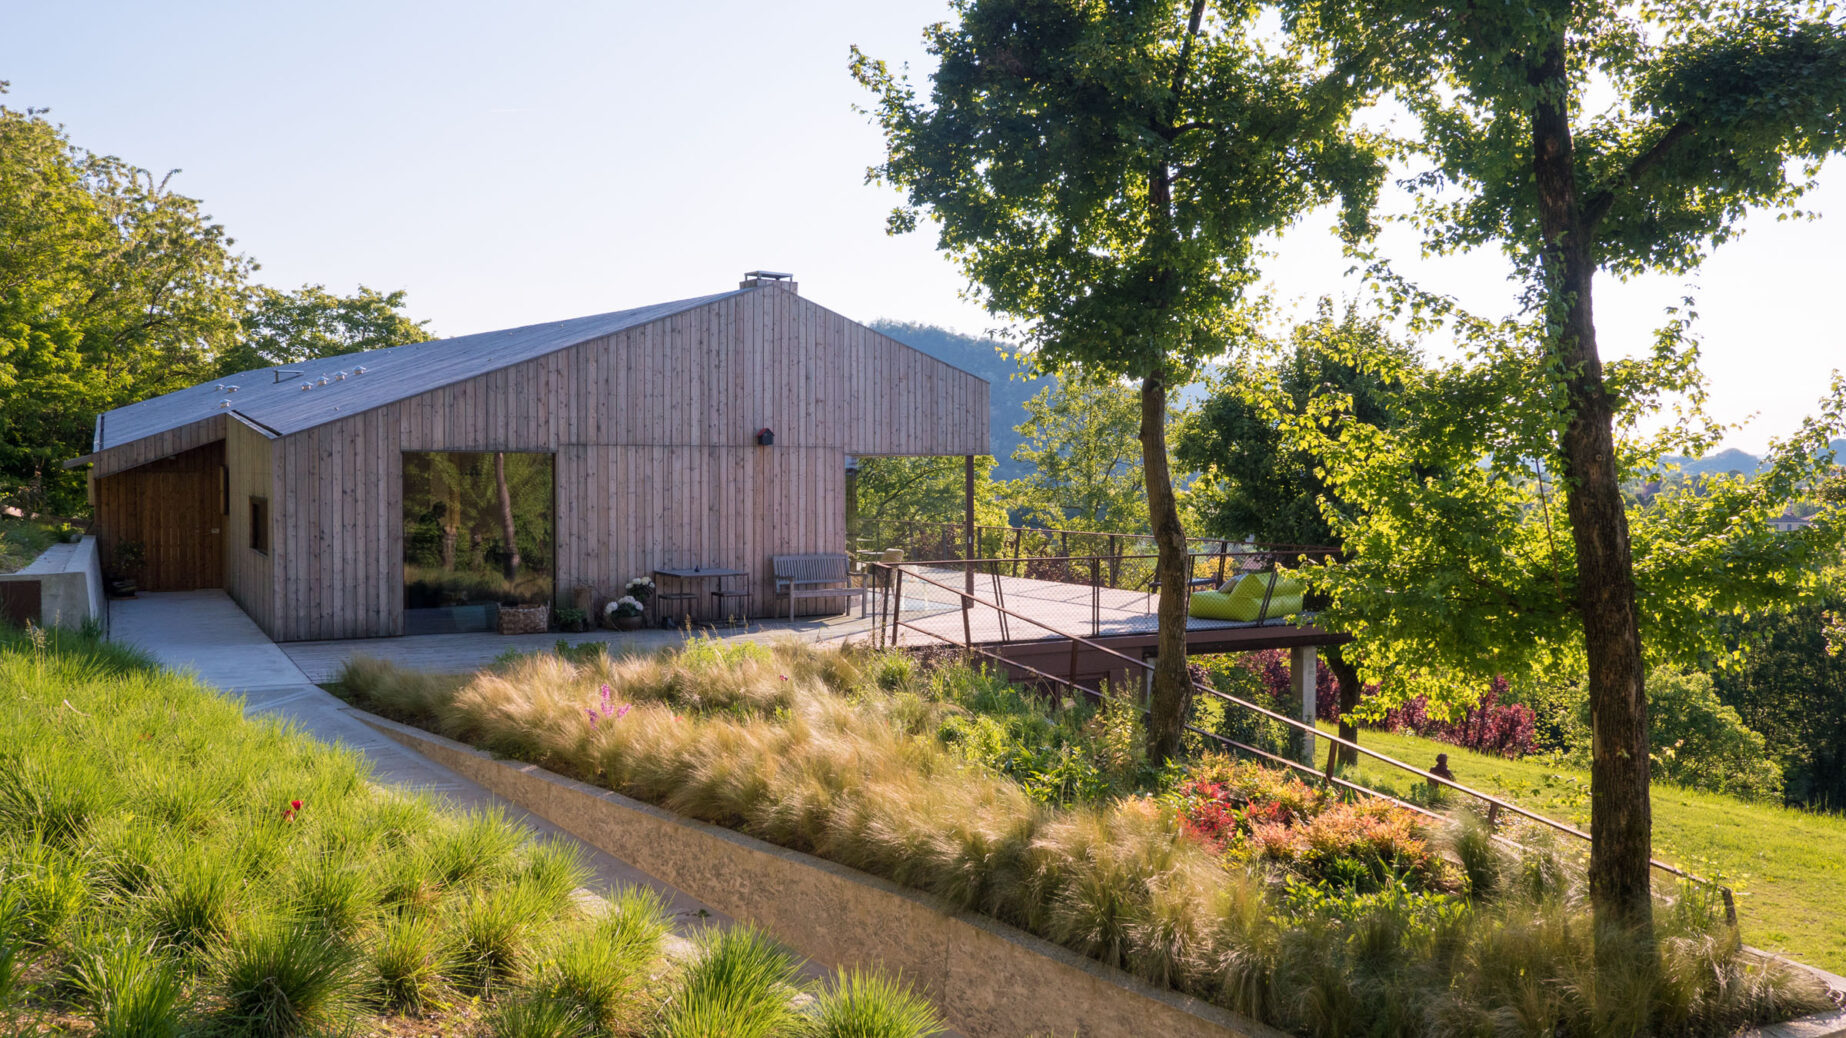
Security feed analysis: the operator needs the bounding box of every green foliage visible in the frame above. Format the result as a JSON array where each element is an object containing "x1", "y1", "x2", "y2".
[
  {"x1": 523, "y1": 889, "x2": 668, "y2": 1032},
  {"x1": 63, "y1": 929, "x2": 185, "y2": 1038},
  {"x1": 1644, "y1": 667, "x2": 1785, "y2": 802},
  {"x1": 657, "y1": 927, "x2": 806, "y2": 1038},
  {"x1": 1004, "y1": 376, "x2": 1152, "y2": 533},
  {"x1": 0, "y1": 625, "x2": 730, "y2": 1035},
  {"x1": 1177, "y1": 303, "x2": 1402, "y2": 548},
  {"x1": 1709, "y1": 577, "x2": 1846, "y2": 810},
  {"x1": 810, "y1": 968, "x2": 948, "y2": 1038},
  {"x1": 0, "y1": 99, "x2": 249, "y2": 515},
  {"x1": 340, "y1": 640, "x2": 1832, "y2": 1030},
  {"x1": 849, "y1": 454, "x2": 1002, "y2": 550},
  {"x1": 211, "y1": 920, "x2": 363, "y2": 1037},
  {"x1": 366, "y1": 911, "x2": 448, "y2": 1013},
  {"x1": 212, "y1": 283, "x2": 430, "y2": 377}
]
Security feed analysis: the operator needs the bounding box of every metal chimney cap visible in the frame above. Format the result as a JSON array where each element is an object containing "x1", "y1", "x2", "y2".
[{"x1": 743, "y1": 270, "x2": 793, "y2": 280}]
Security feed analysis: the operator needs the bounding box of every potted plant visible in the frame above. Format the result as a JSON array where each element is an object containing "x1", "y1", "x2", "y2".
[
  {"x1": 603, "y1": 596, "x2": 645, "y2": 631},
  {"x1": 107, "y1": 539, "x2": 145, "y2": 598},
  {"x1": 555, "y1": 606, "x2": 588, "y2": 634},
  {"x1": 496, "y1": 599, "x2": 549, "y2": 635},
  {"x1": 625, "y1": 576, "x2": 655, "y2": 603}
]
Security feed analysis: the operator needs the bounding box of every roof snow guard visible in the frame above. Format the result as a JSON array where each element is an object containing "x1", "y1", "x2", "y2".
[{"x1": 82, "y1": 290, "x2": 747, "y2": 458}]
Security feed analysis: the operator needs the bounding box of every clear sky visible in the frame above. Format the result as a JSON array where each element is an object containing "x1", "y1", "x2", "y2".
[{"x1": 5, "y1": 0, "x2": 1840, "y2": 454}]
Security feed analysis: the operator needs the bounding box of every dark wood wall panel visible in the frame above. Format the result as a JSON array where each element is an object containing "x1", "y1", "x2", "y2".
[{"x1": 94, "y1": 440, "x2": 226, "y2": 592}]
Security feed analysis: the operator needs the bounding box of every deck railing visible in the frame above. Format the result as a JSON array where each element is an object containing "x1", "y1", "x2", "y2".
[{"x1": 865, "y1": 557, "x2": 1739, "y2": 926}]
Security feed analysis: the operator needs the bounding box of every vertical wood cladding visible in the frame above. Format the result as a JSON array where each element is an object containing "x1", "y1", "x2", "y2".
[
  {"x1": 93, "y1": 440, "x2": 226, "y2": 592},
  {"x1": 250, "y1": 288, "x2": 984, "y2": 641}
]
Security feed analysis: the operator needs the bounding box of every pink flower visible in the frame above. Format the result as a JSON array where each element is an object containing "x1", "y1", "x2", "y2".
[
  {"x1": 585, "y1": 708, "x2": 599, "y2": 727},
  {"x1": 778, "y1": 675, "x2": 788, "y2": 681},
  {"x1": 616, "y1": 703, "x2": 632, "y2": 719}
]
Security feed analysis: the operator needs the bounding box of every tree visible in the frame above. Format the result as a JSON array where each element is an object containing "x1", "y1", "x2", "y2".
[
  {"x1": 1005, "y1": 376, "x2": 1151, "y2": 533},
  {"x1": 1176, "y1": 304, "x2": 1402, "y2": 763},
  {"x1": 213, "y1": 284, "x2": 431, "y2": 377},
  {"x1": 849, "y1": 454, "x2": 1003, "y2": 553},
  {"x1": 1, "y1": 96, "x2": 249, "y2": 514},
  {"x1": 854, "y1": 0, "x2": 1383, "y2": 760},
  {"x1": 1295, "y1": 0, "x2": 1846, "y2": 952}
]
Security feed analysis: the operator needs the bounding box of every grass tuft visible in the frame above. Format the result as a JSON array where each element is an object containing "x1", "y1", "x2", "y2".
[
  {"x1": 211, "y1": 919, "x2": 363, "y2": 1037},
  {"x1": 63, "y1": 929, "x2": 186, "y2": 1038},
  {"x1": 810, "y1": 968, "x2": 947, "y2": 1038},
  {"x1": 657, "y1": 926, "x2": 806, "y2": 1038},
  {"x1": 365, "y1": 910, "x2": 450, "y2": 1013}
]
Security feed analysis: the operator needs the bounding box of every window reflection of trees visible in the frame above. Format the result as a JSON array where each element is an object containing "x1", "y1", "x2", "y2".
[{"x1": 403, "y1": 451, "x2": 553, "y2": 614}]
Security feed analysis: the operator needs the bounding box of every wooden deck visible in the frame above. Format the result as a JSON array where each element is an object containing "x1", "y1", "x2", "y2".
[{"x1": 280, "y1": 567, "x2": 1339, "y2": 686}]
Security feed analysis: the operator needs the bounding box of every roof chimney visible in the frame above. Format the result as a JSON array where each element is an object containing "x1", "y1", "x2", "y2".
[{"x1": 741, "y1": 270, "x2": 797, "y2": 293}]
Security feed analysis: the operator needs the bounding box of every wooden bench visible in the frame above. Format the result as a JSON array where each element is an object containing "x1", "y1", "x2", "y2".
[{"x1": 771, "y1": 553, "x2": 868, "y2": 620}]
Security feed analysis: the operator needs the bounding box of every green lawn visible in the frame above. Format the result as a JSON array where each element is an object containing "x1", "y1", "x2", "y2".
[
  {"x1": 1324, "y1": 722, "x2": 1846, "y2": 973},
  {"x1": 0, "y1": 517, "x2": 66, "y2": 575}
]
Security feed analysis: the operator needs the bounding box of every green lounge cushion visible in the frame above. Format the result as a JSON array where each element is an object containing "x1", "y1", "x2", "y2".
[{"x1": 1191, "y1": 571, "x2": 1305, "y2": 622}]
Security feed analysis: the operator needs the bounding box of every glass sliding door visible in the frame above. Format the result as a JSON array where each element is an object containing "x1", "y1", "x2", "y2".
[{"x1": 402, "y1": 451, "x2": 553, "y2": 635}]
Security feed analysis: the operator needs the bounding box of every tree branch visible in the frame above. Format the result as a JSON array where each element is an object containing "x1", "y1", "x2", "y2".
[{"x1": 1582, "y1": 119, "x2": 1693, "y2": 231}]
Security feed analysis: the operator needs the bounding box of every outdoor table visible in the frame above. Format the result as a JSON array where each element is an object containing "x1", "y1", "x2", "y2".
[{"x1": 652, "y1": 567, "x2": 749, "y2": 626}]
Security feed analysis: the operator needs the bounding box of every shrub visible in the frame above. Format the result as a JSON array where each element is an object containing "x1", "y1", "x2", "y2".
[
  {"x1": 1370, "y1": 678, "x2": 1539, "y2": 758},
  {"x1": 1646, "y1": 666, "x2": 1786, "y2": 801},
  {"x1": 810, "y1": 968, "x2": 946, "y2": 1038}
]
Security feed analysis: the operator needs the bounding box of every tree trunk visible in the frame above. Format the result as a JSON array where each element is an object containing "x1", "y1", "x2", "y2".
[
  {"x1": 1141, "y1": 373, "x2": 1192, "y2": 761},
  {"x1": 1530, "y1": 32, "x2": 1655, "y2": 958},
  {"x1": 1326, "y1": 644, "x2": 1364, "y2": 767},
  {"x1": 494, "y1": 452, "x2": 522, "y2": 582}
]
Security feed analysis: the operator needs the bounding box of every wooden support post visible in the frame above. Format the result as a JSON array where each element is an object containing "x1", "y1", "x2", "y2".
[
  {"x1": 1290, "y1": 645, "x2": 1318, "y2": 765},
  {"x1": 962, "y1": 455, "x2": 975, "y2": 647}
]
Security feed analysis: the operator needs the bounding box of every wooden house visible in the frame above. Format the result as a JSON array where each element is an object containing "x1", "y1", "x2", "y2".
[{"x1": 71, "y1": 273, "x2": 990, "y2": 641}]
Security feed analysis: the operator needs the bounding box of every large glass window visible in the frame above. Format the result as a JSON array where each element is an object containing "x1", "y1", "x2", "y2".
[{"x1": 402, "y1": 451, "x2": 553, "y2": 634}]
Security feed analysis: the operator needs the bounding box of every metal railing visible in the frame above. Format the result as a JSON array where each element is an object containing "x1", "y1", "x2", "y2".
[
  {"x1": 865, "y1": 558, "x2": 1738, "y2": 925},
  {"x1": 864, "y1": 547, "x2": 1337, "y2": 645}
]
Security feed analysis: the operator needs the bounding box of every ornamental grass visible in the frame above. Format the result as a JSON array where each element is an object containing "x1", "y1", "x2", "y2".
[
  {"x1": 0, "y1": 626, "x2": 944, "y2": 1038},
  {"x1": 340, "y1": 637, "x2": 1835, "y2": 1037}
]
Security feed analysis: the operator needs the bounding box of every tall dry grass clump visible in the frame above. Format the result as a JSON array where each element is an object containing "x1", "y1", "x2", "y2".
[{"x1": 338, "y1": 639, "x2": 1835, "y2": 1037}]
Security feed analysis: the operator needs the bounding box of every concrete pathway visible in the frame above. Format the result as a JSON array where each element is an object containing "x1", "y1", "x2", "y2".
[{"x1": 108, "y1": 589, "x2": 723, "y2": 928}]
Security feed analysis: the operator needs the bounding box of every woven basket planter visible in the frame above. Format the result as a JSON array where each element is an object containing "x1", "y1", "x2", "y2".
[{"x1": 496, "y1": 603, "x2": 549, "y2": 635}]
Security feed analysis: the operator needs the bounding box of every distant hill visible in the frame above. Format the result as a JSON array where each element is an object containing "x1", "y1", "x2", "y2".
[
  {"x1": 870, "y1": 321, "x2": 1049, "y2": 479},
  {"x1": 1661, "y1": 447, "x2": 1766, "y2": 476},
  {"x1": 1659, "y1": 439, "x2": 1846, "y2": 477}
]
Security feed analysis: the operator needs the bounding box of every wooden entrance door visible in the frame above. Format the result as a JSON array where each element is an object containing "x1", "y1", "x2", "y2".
[{"x1": 95, "y1": 440, "x2": 226, "y2": 591}]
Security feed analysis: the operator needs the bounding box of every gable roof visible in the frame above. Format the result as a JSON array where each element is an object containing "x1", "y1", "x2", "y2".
[{"x1": 89, "y1": 290, "x2": 746, "y2": 454}]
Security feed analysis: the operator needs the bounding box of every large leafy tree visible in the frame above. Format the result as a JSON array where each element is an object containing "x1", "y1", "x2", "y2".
[
  {"x1": 1293, "y1": 0, "x2": 1846, "y2": 951},
  {"x1": 213, "y1": 284, "x2": 430, "y2": 377},
  {"x1": 1176, "y1": 304, "x2": 1402, "y2": 763},
  {"x1": 855, "y1": 0, "x2": 1384, "y2": 759},
  {"x1": 1, "y1": 96, "x2": 249, "y2": 514},
  {"x1": 1005, "y1": 376, "x2": 1152, "y2": 533}
]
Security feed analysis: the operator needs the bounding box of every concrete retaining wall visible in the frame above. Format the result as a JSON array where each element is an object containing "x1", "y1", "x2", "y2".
[
  {"x1": 0, "y1": 536, "x2": 104, "y2": 634},
  {"x1": 356, "y1": 711, "x2": 1284, "y2": 1038}
]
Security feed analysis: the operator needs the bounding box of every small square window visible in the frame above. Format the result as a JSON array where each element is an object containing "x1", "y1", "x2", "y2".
[{"x1": 250, "y1": 497, "x2": 270, "y2": 555}]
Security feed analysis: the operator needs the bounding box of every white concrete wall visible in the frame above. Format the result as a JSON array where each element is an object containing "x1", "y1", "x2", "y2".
[{"x1": 1, "y1": 536, "x2": 105, "y2": 633}]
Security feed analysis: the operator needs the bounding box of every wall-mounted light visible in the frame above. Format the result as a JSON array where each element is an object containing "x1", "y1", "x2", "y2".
[{"x1": 755, "y1": 428, "x2": 775, "y2": 446}]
